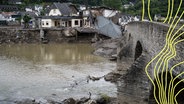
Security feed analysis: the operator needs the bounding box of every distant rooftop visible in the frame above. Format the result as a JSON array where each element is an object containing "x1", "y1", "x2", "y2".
[
  {"x1": 8, "y1": 0, "x2": 22, "y2": 4},
  {"x1": 8, "y1": 0, "x2": 22, "y2": 2},
  {"x1": 0, "y1": 5, "x2": 19, "y2": 11}
]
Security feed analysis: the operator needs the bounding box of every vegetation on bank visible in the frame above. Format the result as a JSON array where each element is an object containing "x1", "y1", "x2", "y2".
[{"x1": 0, "y1": 0, "x2": 183, "y2": 19}]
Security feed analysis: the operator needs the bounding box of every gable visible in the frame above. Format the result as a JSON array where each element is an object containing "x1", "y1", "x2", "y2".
[
  {"x1": 49, "y1": 3, "x2": 78, "y2": 16},
  {"x1": 49, "y1": 9, "x2": 62, "y2": 16}
]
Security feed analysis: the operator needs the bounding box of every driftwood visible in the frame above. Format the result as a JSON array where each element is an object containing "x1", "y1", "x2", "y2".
[
  {"x1": 87, "y1": 75, "x2": 104, "y2": 82},
  {"x1": 63, "y1": 28, "x2": 77, "y2": 37}
]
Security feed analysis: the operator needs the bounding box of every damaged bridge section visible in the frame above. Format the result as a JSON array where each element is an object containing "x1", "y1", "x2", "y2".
[{"x1": 116, "y1": 21, "x2": 184, "y2": 104}]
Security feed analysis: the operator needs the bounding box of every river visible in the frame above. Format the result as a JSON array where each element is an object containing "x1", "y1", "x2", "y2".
[{"x1": 0, "y1": 43, "x2": 117, "y2": 103}]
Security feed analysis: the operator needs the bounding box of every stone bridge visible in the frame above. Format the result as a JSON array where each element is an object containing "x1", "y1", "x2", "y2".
[{"x1": 116, "y1": 21, "x2": 184, "y2": 104}]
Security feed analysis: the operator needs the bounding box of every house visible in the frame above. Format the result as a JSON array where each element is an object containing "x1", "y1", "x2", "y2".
[
  {"x1": 0, "y1": 5, "x2": 19, "y2": 11},
  {"x1": 0, "y1": 14, "x2": 5, "y2": 20},
  {"x1": 1, "y1": 12, "x2": 17, "y2": 21},
  {"x1": 154, "y1": 14, "x2": 165, "y2": 22},
  {"x1": 41, "y1": 3, "x2": 85, "y2": 28},
  {"x1": 35, "y1": 5, "x2": 43, "y2": 15},
  {"x1": 25, "y1": 5, "x2": 43, "y2": 16},
  {"x1": 0, "y1": 12, "x2": 21, "y2": 26},
  {"x1": 8, "y1": 0, "x2": 22, "y2": 4},
  {"x1": 41, "y1": 16, "x2": 83, "y2": 28},
  {"x1": 90, "y1": 6, "x2": 119, "y2": 18},
  {"x1": 100, "y1": 7, "x2": 118, "y2": 18},
  {"x1": 0, "y1": 14, "x2": 8, "y2": 25},
  {"x1": 80, "y1": 9, "x2": 91, "y2": 27},
  {"x1": 119, "y1": 14, "x2": 137, "y2": 25},
  {"x1": 123, "y1": 2, "x2": 134, "y2": 9},
  {"x1": 80, "y1": 6, "x2": 119, "y2": 27},
  {"x1": 79, "y1": 5, "x2": 86, "y2": 11}
]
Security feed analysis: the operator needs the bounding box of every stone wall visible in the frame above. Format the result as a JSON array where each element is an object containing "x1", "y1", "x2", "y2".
[
  {"x1": 117, "y1": 21, "x2": 184, "y2": 104},
  {"x1": 0, "y1": 28, "x2": 94, "y2": 44}
]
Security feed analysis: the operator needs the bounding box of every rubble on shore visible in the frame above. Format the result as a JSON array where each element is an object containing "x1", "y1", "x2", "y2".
[{"x1": 92, "y1": 38, "x2": 122, "y2": 61}]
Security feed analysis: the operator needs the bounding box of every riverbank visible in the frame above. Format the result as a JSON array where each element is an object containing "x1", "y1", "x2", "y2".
[
  {"x1": 0, "y1": 27, "x2": 98, "y2": 44},
  {"x1": 12, "y1": 94, "x2": 117, "y2": 104},
  {"x1": 0, "y1": 43, "x2": 117, "y2": 104},
  {"x1": 0, "y1": 26, "x2": 120, "y2": 104}
]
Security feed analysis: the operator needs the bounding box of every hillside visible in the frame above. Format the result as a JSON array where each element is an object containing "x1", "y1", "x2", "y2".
[{"x1": 123, "y1": 0, "x2": 184, "y2": 18}]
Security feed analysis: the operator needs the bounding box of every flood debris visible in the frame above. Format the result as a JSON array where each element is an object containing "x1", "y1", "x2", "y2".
[{"x1": 87, "y1": 75, "x2": 104, "y2": 82}]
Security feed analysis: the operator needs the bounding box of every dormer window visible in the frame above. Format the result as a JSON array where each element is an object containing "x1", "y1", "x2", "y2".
[{"x1": 53, "y1": 9, "x2": 56, "y2": 13}]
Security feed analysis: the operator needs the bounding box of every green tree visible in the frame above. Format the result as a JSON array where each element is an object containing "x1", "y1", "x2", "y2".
[
  {"x1": 103, "y1": 0, "x2": 122, "y2": 10},
  {"x1": 23, "y1": 14, "x2": 32, "y2": 28},
  {"x1": 0, "y1": 0, "x2": 8, "y2": 4},
  {"x1": 23, "y1": 0, "x2": 30, "y2": 5}
]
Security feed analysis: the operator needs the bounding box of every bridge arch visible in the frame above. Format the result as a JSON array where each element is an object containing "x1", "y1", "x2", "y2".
[{"x1": 134, "y1": 41, "x2": 143, "y2": 61}]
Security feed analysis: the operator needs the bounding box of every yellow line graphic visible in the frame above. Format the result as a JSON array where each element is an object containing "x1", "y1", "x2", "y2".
[
  {"x1": 168, "y1": 0, "x2": 174, "y2": 24},
  {"x1": 163, "y1": 0, "x2": 171, "y2": 23},
  {"x1": 142, "y1": 0, "x2": 145, "y2": 21},
  {"x1": 142, "y1": 0, "x2": 184, "y2": 103},
  {"x1": 147, "y1": 0, "x2": 153, "y2": 21}
]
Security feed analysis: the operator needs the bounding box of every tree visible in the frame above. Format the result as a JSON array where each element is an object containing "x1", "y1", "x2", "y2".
[
  {"x1": 0, "y1": 0, "x2": 8, "y2": 4},
  {"x1": 122, "y1": 0, "x2": 184, "y2": 19},
  {"x1": 23, "y1": 14, "x2": 32, "y2": 28},
  {"x1": 23, "y1": 0, "x2": 30, "y2": 5},
  {"x1": 103, "y1": 0, "x2": 122, "y2": 10}
]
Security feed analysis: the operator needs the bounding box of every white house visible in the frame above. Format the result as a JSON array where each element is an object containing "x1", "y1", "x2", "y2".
[
  {"x1": 79, "y1": 5, "x2": 86, "y2": 11},
  {"x1": 8, "y1": 0, "x2": 22, "y2": 4},
  {"x1": 83, "y1": 17, "x2": 91, "y2": 27},
  {"x1": 25, "y1": 8, "x2": 33, "y2": 12},
  {"x1": 90, "y1": 6, "x2": 118, "y2": 18},
  {"x1": 0, "y1": 14, "x2": 5, "y2": 20},
  {"x1": 41, "y1": 16, "x2": 83, "y2": 28},
  {"x1": 0, "y1": 12, "x2": 17, "y2": 21},
  {"x1": 123, "y1": 2, "x2": 134, "y2": 9},
  {"x1": 119, "y1": 15, "x2": 139, "y2": 25},
  {"x1": 40, "y1": 3, "x2": 92, "y2": 28},
  {"x1": 41, "y1": 3, "x2": 84, "y2": 28},
  {"x1": 102, "y1": 9, "x2": 118, "y2": 18},
  {"x1": 35, "y1": 5, "x2": 43, "y2": 14}
]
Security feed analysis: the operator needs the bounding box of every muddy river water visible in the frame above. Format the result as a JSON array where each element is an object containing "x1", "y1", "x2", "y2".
[{"x1": 0, "y1": 43, "x2": 117, "y2": 103}]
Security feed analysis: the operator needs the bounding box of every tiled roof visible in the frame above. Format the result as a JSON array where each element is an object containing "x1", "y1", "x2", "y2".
[
  {"x1": 50, "y1": 3, "x2": 78, "y2": 16},
  {"x1": 0, "y1": 5, "x2": 19, "y2": 11},
  {"x1": 54, "y1": 3, "x2": 71, "y2": 15}
]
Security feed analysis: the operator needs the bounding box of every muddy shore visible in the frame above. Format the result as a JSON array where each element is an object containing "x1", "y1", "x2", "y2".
[
  {"x1": 0, "y1": 27, "x2": 120, "y2": 104},
  {"x1": 0, "y1": 27, "x2": 97, "y2": 44}
]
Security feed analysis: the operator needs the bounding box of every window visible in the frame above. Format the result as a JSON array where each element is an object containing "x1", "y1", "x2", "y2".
[
  {"x1": 69, "y1": 21, "x2": 72, "y2": 27},
  {"x1": 42, "y1": 21, "x2": 44, "y2": 25},
  {"x1": 75, "y1": 20, "x2": 78, "y2": 25},
  {"x1": 46, "y1": 21, "x2": 49, "y2": 25},
  {"x1": 53, "y1": 9, "x2": 56, "y2": 13}
]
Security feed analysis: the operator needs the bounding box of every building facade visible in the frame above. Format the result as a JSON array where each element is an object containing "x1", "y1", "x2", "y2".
[{"x1": 41, "y1": 3, "x2": 88, "y2": 28}]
